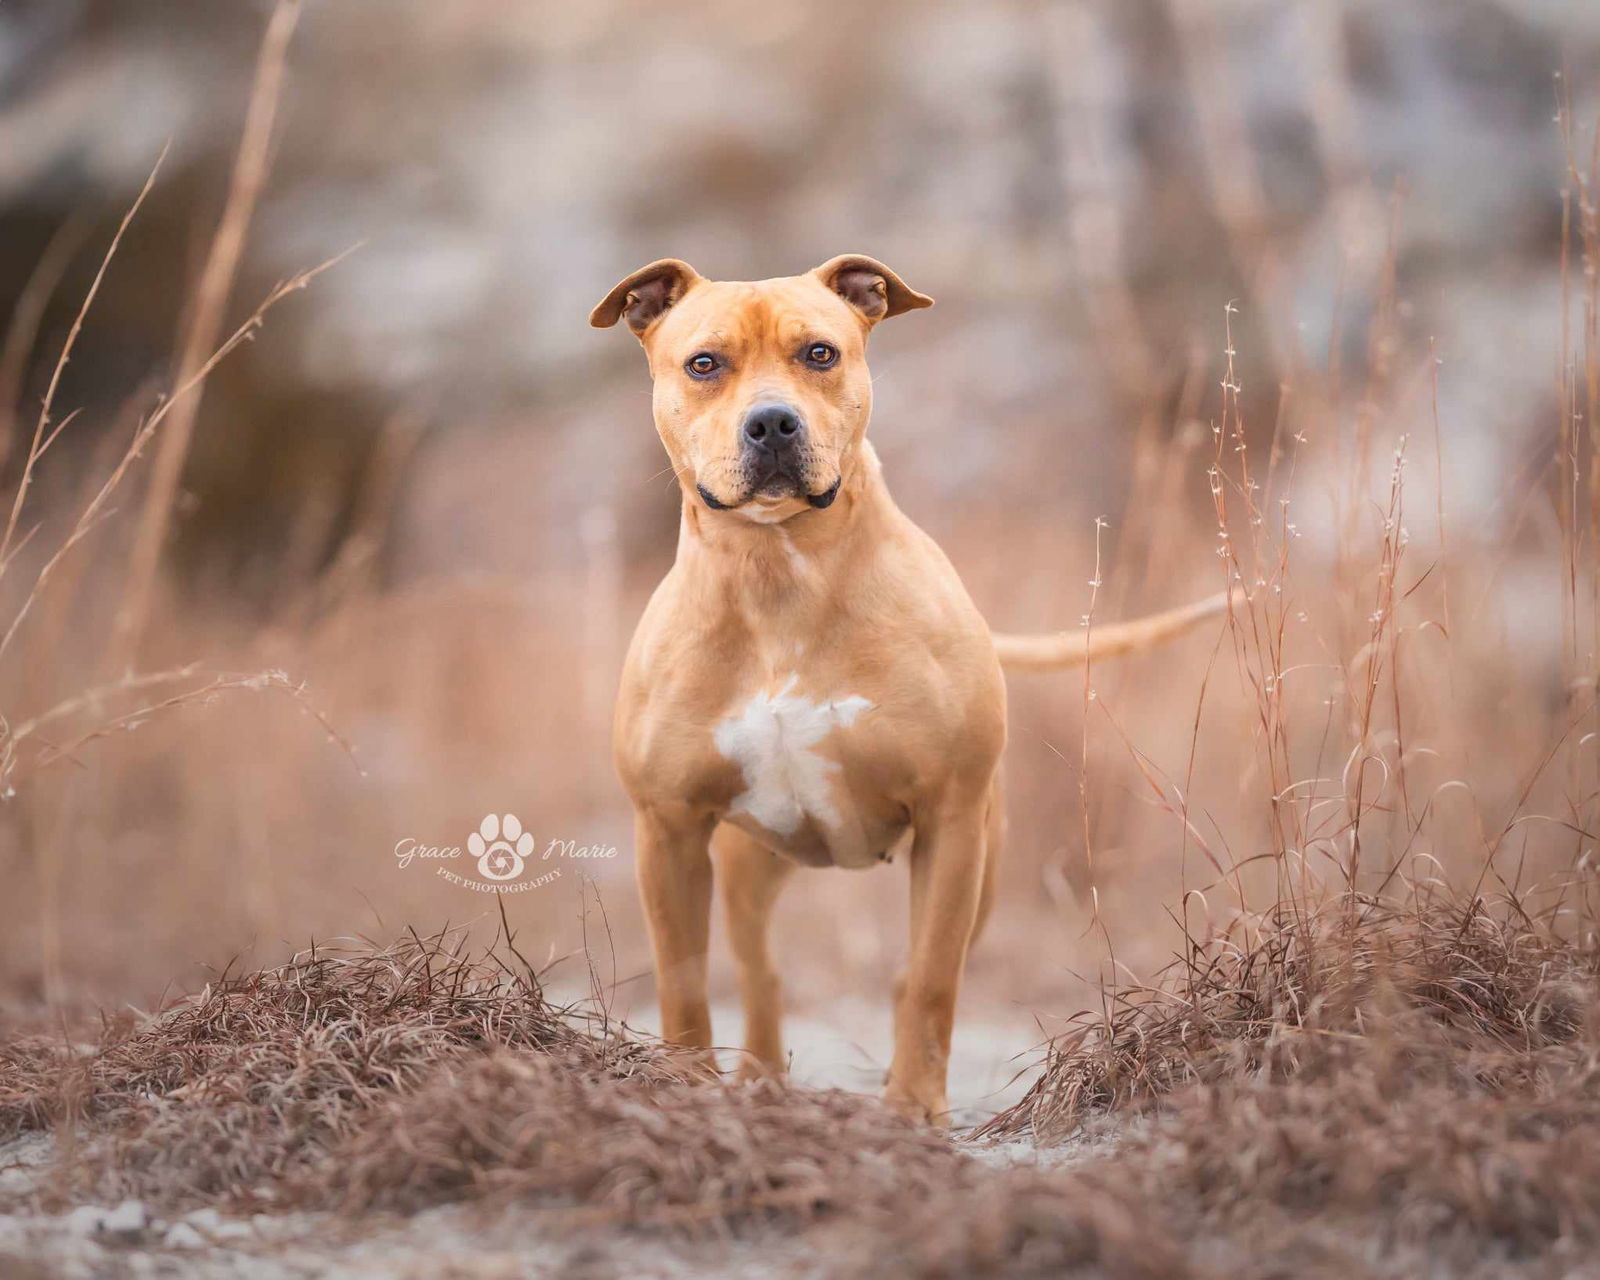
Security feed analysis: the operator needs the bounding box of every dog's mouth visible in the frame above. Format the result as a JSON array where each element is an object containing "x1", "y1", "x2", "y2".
[
  {"x1": 755, "y1": 471, "x2": 802, "y2": 500},
  {"x1": 697, "y1": 469, "x2": 841, "y2": 513},
  {"x1": 805, "y1": 478, "x2": 841, "y2": 509}
]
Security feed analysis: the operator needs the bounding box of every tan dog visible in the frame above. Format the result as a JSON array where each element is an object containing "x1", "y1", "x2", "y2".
[{"x1": 592, "y1": 255, "x2": 1224, "y2": 1122}]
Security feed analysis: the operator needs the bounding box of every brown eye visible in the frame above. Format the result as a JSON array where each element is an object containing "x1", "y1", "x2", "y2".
[
  {"x1": 686, "y1": 352, "x2": 718, "y2": 378},
  {"x1": 805, "y1": 343, "x2": 838, "y2": 368}
]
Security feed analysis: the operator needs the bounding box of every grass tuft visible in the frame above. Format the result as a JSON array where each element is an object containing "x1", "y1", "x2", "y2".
[{"x1": 1, "y1": 927, "x2": 685, "y2": 1208}]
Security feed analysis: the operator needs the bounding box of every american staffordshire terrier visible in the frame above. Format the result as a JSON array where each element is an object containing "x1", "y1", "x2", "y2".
[{"x1": 592, "y1": 255, "x2": 1224, "y2": 1121}]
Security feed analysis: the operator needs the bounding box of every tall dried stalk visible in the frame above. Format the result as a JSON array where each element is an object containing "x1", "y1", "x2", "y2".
[
  {"x1": 0, "y1": 215, "x2": 90, "y2": 477},
  {"x1": 113, "y1": 0, "x2": 303, "y2": 668}
]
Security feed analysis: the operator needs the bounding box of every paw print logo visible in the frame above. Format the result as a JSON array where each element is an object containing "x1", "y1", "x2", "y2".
[{"x1": 468, "y1": 814, "x2": 534, "y2": 881}]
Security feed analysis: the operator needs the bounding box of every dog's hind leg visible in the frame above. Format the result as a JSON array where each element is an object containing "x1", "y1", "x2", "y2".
[
  {"x1": 714, "y1": 824, "x2": 795, "y2": 1079},
  {"x1": 970, "y1": 773, "x2": 1005, "y2": 947}
]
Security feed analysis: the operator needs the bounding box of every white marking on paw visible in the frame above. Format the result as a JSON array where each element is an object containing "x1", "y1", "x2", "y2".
[{"x1": 713, "y1": 675, "x2": 871, "y2": 837}]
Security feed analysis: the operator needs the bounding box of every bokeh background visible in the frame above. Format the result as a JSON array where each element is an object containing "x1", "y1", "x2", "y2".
[{"x1": 2, "y1": 0, "x2": 1598, "y2": 1103}]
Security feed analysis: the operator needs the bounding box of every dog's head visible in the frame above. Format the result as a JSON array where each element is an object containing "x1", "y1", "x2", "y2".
[{"x1": 591, "y1": 256, "x2": 932, "y2": 521}]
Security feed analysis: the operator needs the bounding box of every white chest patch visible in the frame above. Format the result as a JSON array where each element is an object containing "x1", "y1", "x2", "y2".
[{"x1": 713, "y1": 675, "x2": 872, "y2": 838}]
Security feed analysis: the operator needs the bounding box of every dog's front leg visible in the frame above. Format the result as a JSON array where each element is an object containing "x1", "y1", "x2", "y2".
[
  {"x1": 634, "y1": 804, "x2": 717, "y2": 1074},
  {"x1": 886, "y1": 795, "x2": 989, "y2": 1124}
]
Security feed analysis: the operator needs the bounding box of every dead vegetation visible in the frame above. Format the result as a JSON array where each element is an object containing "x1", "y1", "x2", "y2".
[
  {"x1": 1, "y1": 892, "x2": 1594, "y2": 1278},
  {"x1": 324, "y1": 1050, "x2": 950, "y2": 1223},
  {"x1": 0, "y1": 929, "x2": 1197, "y2": 1280},
  {"x1": 985, "y1": 892, "x2": 1600, "y2": 1136},
  {"x1": 965, "y1": 889, "x2": 1600, "y2": 1274},
  {"x1": 0, "y1": 928, "x2": 683, "y2": 1208},
  {"x1": 0, "y1": 933, "x2": 1207, "y2": 1280}
]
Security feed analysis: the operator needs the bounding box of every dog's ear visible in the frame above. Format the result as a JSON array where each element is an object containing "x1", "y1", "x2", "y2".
[
  {"x1": 812, "y1": 254, "x2": 933, "y2": 323},
  {"x1": 590, "y1": 259, "x2": 703, "y2": 336}
]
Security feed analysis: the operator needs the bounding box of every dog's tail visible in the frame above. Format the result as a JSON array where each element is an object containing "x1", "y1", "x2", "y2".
[{"x1": 991, "y1": 589, "x2": 1234, "y2": 672}]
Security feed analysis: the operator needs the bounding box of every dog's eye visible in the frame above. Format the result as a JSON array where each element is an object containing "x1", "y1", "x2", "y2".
[
  {"x1": 804, "y1": 343, "x2": 839, "y2": 368},
  {"x1": 685, "y1": 352, "x2": 719, "y2": 378}
]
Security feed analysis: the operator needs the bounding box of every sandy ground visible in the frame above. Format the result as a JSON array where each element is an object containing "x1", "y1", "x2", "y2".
[
  {"x1": 633, "y1": 996, "x2": 1049, "y2": 1128},
  {"x1": 0, "y1": 1180, "x2": 820, "y2": 1280}
]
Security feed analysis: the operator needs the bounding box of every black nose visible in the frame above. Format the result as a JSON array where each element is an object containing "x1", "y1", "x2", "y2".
[{"x1": 742, "y1": 403, "x2": 804, "y2": 450}]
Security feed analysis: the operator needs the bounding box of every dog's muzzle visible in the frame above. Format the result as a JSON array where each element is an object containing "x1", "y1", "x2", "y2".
[
  {"x1": 690, "y1": 401, "x2": 839, "y2": 513},
  {"x1": 743, "y1": 403, "x2": 808, "y2": 492}
]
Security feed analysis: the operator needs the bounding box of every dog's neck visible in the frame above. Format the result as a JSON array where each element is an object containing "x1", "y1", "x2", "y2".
[{"x1": 672, "y1": 439, "x2": 893, "y2": 625}]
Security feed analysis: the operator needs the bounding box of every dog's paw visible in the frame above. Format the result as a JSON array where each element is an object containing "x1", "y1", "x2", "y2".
[
  {"x1": 882, "y1": 1084, "x2": 950, "y2": 1127},
  {"x1": 467, "y1": 813, "x2": 536, "y2": 881},
  {"x1": 733, "y1": 1053, "x2": 786, "y2": 1084},
  {"x1": 666, "y1": 1047, "x2": 722, "y2": 1084}
]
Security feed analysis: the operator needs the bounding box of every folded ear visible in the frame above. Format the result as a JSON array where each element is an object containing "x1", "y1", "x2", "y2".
[
  {"x1": 812, "y1": 254, "x2": 933, "y2": 323},
  {"x1": 589, "y1": 259, "x2": 702, "y2": 336}
]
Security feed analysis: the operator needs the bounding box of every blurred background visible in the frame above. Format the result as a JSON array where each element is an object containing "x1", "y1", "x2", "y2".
[{"x1": 1, "y1": 0, "x2": 1598, "y2": 1105}]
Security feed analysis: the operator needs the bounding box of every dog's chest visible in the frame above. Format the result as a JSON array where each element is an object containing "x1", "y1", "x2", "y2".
[{"x1": 711, "y1": 674, "x2": 896, "y2": 869}]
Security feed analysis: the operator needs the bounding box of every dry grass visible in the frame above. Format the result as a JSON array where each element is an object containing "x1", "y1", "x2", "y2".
[
  {"x1": 0, "y1": 923, "x2": 1200, "y2": 1280},
  {"x1": 2, "y1": 894, "x2": 1596, "y2": 1277},
  {"x1": 1130, "y1": 1037, "x2": 1600, "y2": 1265},
  {"x1": 1, "y1": 926, "x2": 685, "y2": 1208},
  {"x1": 323, "y1": 1052, "x2": 952, "y2": 1224},
  {"x1": 984, "y1": 891, "x2": 1600, "y2": 1136},
  {"x1": 321, "y1": 1059, "x2": 1183, "y2": 1279},
  {"x1": 0, "y1": 928, "x2": 1203, "y2": 1279},
  {"x1": 967, "y1": 889, "x2": 1600, "y2": 1274},
  {"x1": 832, "y1": 1164, "x2": 1197, "y2": 1280}
]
